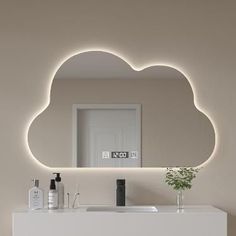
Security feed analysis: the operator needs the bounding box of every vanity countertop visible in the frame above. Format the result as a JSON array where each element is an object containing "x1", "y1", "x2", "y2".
[
  {"x1": 13, "y1": 205, "x2": 226, "y2": 214},
  {"x1": 13, "y1": 205, "x2": 227, "y2": 236}
]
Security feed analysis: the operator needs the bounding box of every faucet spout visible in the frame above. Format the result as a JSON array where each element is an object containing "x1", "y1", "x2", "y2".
[{"x1": 116, "y1": 179, "x2": 126, "y2": 206}]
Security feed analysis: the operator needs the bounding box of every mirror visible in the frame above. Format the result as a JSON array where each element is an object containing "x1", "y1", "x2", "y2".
[{"x1": 29, "y1": 51, "x2": 215, "y2": 168}]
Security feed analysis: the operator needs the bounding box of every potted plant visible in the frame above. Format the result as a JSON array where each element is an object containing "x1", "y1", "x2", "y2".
[{"x1": 165, "y1": 167, "x2": 200, "y2": 209}]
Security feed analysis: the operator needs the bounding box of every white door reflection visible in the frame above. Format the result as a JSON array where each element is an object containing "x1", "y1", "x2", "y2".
[{"x1": 73, "y1": 104, "x2": 141, "y2": 167}]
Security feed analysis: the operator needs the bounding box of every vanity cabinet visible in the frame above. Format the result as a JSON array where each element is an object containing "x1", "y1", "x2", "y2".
[{"x1": 13, "y1": 205, "x2": 227, "y2": 236}]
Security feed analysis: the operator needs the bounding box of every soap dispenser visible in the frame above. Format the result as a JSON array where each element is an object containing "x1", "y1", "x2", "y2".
[
  {"x1": 53, "y1": 173, "x2": 64, "y2": 209},
  {"x1": 48, "y1": 179, "x2": 58, "y2": 210},
  {"x1": 28, "y1": 179, "x2": 44, "y2": 210}
]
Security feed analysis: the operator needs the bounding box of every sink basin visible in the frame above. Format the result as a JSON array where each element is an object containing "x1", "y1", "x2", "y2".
[{"x1": 86, "y1": 206, "x2": 158, "y2": 213}]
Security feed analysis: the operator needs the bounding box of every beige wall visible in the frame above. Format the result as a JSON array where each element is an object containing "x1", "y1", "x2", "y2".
[
  {"x1": 29, "y1": 78, "x2": 214, "y2": 167},
  {"x1": 0, "y1": 1, "x2": 236, "y2": 235}
]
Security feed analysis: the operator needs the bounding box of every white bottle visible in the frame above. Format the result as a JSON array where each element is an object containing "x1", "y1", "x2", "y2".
[
  {"x1": 53, "y1": 173, "x2": 64, "y2": 209},
  {"x1": 29, "y1": 179, "x2": 44, "y2": 210},
  {"x1": 48, "y1": 179, "x2": 58, "y2": 210}
]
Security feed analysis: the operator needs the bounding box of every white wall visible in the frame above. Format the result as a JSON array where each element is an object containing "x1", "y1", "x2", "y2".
[{"x1": 0, "y1": 1, "x2": 236, "y2": 235}]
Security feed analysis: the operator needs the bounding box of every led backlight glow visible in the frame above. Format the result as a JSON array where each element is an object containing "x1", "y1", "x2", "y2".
[{"x1": 25, "y1": 48, "x2": 218, "y2": 171}]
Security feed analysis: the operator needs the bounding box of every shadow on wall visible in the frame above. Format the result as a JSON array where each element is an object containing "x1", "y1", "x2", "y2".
[
  {"x1": 228, "y1": 215, "x2": 236, "y2": 236},
  {"x1": 126, "y1": 182, "x2": 173, "y2": 205}
]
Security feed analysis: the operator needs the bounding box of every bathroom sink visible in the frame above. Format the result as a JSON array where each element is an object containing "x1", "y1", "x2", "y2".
[{"x1": 86, "y1": 206, "x2": 158, "y2": 213}]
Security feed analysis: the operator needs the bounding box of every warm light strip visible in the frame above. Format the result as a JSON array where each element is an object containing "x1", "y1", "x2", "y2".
[{"x1": 25, "y1": 47, "x2": 218, "y2": 171}]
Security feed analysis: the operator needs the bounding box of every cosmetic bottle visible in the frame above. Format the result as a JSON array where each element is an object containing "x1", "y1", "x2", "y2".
[
  {"x1": 48, "y1": 179, "x2": 58, "y2": 210},
  {"x1": 53, "y1": 173, "x2": 64, "y2": 209},
  {"x1": 28, "y1": 179, "x2": 44, "y2": 210}
]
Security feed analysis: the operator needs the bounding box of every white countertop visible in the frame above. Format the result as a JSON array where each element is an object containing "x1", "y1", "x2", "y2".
[
  {"x1": 13, "y1": 205, "x2": 226, "y2": 214},
  {"x1": 13, "y1": 205, "x2": 227, "y2": 236}
]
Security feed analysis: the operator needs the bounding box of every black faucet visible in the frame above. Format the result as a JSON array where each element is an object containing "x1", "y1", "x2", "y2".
[{"x1": 116, "y1": 179, "x2": 126, "y2": 206}]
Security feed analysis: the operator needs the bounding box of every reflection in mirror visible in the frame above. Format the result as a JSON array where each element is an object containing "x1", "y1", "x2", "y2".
[{"x1": 29, "y1": 51, "x2": 215, "y2": 168}]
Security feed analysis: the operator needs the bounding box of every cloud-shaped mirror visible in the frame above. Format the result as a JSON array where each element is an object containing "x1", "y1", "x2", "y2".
[{"x1": 28, "y1": 51, "x2": 215, "y2": 168}]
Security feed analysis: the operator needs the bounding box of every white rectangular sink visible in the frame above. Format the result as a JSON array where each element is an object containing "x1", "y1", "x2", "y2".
[{"x1": 86, "y1": 205, "x2": 158, "y2": 212}]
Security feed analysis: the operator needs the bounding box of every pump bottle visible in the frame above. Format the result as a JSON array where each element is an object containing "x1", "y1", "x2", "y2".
[
  {"x1": 48, "y1": 179, "x2": 58, "y2": 210},
  {"x1": 53, "y1": 173, "x2": 64, "y2": 209}
]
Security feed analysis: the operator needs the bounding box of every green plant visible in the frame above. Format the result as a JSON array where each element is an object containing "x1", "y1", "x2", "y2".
[{"x1": 165, "y1": 167, "x2": 200, "y2": 191}]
